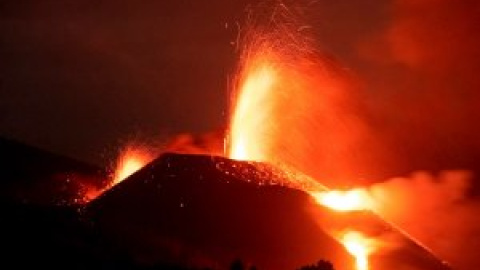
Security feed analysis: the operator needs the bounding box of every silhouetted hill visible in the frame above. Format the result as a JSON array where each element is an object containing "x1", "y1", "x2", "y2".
[{"x1": 0, "y1": 137, "x2": 106, "y2": 204}]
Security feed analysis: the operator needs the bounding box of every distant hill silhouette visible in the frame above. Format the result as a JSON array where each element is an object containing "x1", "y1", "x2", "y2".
[{"x1": 0, "y1": 137, "x2": 106, "y2": 204}]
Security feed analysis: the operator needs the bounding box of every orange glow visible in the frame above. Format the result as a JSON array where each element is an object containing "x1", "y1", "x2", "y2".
[
  {"x1": 226, "y1": 13, "x2": 370, "y2": 187},
  {"x1": 310, "y1": 188, "x2": 377, "y2": 269},
  {"x1": 342, "y1": 231, "x2": 374, "y2": 270},
  {"x1": 311, "y1": 189, "x2": 373, "y2": 212},
  {"x1": 79, "y1": 144, "x2": 155, "y2": 202},
  {"x1": 229, "y1": 56, "x2": 278, "y2": 161},
  {"x1": 112, "y1": 146, "x2": 153, "y2": 185}
]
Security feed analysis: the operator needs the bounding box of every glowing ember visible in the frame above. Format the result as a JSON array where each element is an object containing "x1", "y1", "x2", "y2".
[
  {"x1": 112, "y1": 145, "x2": 154, "y2": 185},
  {"x1": 342, "y1": 231, "x2": 373, "y2": 270},
  {"x1": 311, "y1": 189, "x2": 372, "y2": 212}
]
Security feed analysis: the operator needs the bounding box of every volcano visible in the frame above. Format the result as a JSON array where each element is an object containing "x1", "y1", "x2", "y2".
[
  {"x1": 86, "y1": 153, "x2": 452, "y2": 270},
  {"x1": 86, "y1": 153, "x2": 353, "y2": 269}
]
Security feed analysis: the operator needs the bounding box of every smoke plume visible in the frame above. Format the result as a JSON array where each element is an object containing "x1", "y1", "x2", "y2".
[
  {"x1": 356, "y1": 0, "x2": 480, "y2": 175},
  {"x1": 367, "y1": 170, "x2": 480, "y2": 270}
]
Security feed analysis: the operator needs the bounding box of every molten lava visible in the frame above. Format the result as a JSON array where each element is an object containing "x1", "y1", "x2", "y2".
[
  {"x1": 342, "y1": 231, "x2": 373, "y2": 270},
  {"x1": 230, "y1": 61, "x2": 277, "y2": 161},
  {"x1": 311, "y1": 189, "x2": 372, "y2": 212},
  {"x1": 112, "y1": 145, "x2": 154, "y2": 185},
  {"x1": 312, "y1": 188, "x2": 377, "y2": 270}
]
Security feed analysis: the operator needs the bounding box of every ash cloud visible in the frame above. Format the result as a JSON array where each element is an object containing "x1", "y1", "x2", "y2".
[
  {"x1": 356, "y1": 0, "x2": 480, "y2": 175},
  {"x1": 354, "y1": 2, "x2": 480, "y2": 268},
  {"x1": 368, "y1": 170, "x2": 480, "y2": 270}
]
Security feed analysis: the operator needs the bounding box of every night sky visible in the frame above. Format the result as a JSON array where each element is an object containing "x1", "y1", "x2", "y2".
[
  {"x1": 0, "y1": 0, "x2": 245, "y2": 164},
  {"x1": 1, "y1": 0, "x2": 480, "y2": 178}
]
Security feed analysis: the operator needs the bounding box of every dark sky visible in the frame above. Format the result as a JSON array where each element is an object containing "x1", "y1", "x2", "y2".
[
  {"x1": 0, "y1": 0, "x2": 247, "y2": 164},
  {"x1": 1, "y1": 0, "x2": 480, "y2": 177}
]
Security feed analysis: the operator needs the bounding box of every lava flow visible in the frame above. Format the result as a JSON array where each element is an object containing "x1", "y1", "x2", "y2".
[
  {"x1": 313, "y1": 189, "x2": 378, "y2": 270},
  {"x1": 311, "y1": 189, "x2": 373, "y2": 212},
  {"x1": 342, "y1": 231, "x2": 374, "y2": 270}
]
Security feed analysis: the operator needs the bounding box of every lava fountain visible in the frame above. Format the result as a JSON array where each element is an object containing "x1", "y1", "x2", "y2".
[
  {"x1": 227, "y1": 2, "x2": 375, "y2": 189},
  {"x1": 229, "y1": 60, "x2": 277, "y2": 161},
  {"x1": 112, "y1": 144, "x2": 155, "y2": 186}
]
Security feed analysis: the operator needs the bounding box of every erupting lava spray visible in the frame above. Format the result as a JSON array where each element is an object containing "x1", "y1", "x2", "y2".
[
  {"x1": 227, "y1": 2, "x2": 374, "y2": 187},
  {"x1": 112, "y1": 144, "x2": 155, "y2": 185},
  {"x1": 81, "y1": 143, "x2": 156, "y2": 202},
  {"x1": 230, "y1": 61, "x2": 276, "y2": 161}
]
